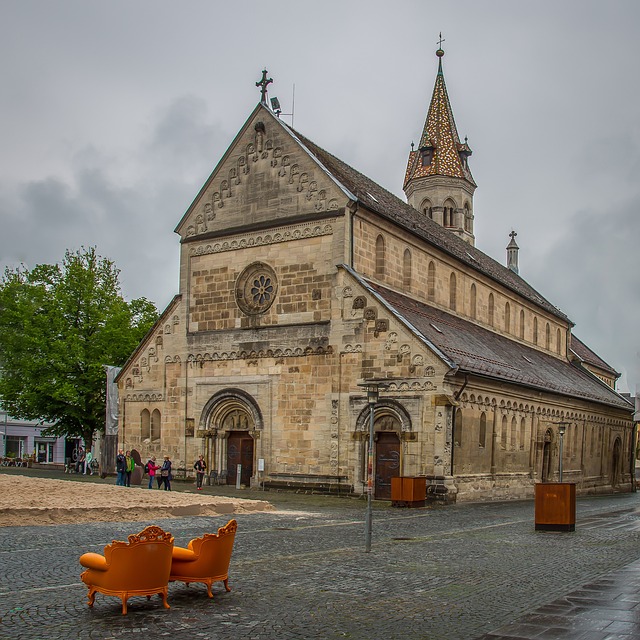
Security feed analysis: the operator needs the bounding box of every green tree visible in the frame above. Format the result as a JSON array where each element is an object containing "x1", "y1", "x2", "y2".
[{"x1": 0, "y1": 247, "x2": 158, "y2": 447}]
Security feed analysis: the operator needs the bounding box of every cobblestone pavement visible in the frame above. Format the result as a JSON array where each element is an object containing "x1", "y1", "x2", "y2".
[{"x1": 1, "y1": 474, "x2": 640, "y2": 640}]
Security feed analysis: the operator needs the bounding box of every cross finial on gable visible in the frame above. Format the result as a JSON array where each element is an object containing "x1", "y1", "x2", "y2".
[
  {"x1": 509, "y1": 230, "x2": 517, "y2": 241},
  {"x1": 256, "y1": 69, "x2": 273, "y2": 104}
]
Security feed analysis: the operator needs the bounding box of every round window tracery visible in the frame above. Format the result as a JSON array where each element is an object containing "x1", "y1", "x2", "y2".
[{"x1": 236, "y1": 262, "x2": 278, "y2": 315}]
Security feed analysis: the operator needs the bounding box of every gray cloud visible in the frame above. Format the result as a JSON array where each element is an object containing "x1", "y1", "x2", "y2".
[{"x1": 1, "y1": 0, "x2": 638, "y2": 393}]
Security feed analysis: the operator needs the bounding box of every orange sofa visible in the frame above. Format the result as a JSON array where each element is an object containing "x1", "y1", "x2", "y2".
[
  {"x1": 170, "y1": 519, "x2": 237, "y2": 598},
  {"x1": 79, "y1": 525, "x2": 174, "y2": 614}
]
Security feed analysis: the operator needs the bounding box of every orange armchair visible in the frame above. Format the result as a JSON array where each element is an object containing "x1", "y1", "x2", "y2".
[
  {"x1": 79, "y1": 525, "x2": 174, "y2": 614},
  {"x1": 170, "y1": 519, "x2": 237, "y2": 598}
]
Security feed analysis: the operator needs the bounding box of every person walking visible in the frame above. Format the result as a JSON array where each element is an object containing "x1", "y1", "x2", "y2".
[
  {"x1": 125, "y1": 451, "x2": 134, "y2": 487},
  {"x1": 160, "y1": 456, "x2": 172, "y2": 491},
  {"x1": 194, "y1": 454, "x2": 207, "y2": 490},
  {"x1": 84, "y1": 450, "x2": 93, "y2": 475},
  {"x1": 115, "y1": 450, "x2": 126, "y2": 486},
  {"x1": 146, "y1": 456, "x2": 160, "y2": 489}
]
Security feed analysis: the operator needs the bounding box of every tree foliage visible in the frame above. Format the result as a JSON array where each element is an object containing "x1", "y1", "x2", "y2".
[{"x1": 0, "y1": 247, "x2": 158, "y2": 446}]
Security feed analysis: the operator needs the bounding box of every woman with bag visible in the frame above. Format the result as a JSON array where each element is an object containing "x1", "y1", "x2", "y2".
[{"x1": 160, "y1": 455, "x2": 172, "y2": 491}]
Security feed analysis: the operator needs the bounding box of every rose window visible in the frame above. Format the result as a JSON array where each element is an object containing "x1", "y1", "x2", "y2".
[{"x1": 236, "y1": 262, "x2": 278, "y2": 316}]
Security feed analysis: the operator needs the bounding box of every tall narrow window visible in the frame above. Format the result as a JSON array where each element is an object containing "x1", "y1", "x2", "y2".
[
  {"x1": 533, "y1": 317, "x2": 538, "y2": 344},
  {"x1": 511, "y1": 417, "x2": 517, "y2": 450},
  {"x1": 520, "y1": 418, "x2": 526, "y2": 450},
  {"x1": 505, "y1": 302, "x2": 511, "y2": 333},
  {"x1": 449, "y1": 272, "x2": 457, "y2": 311},
  {"x1": 479, "y1": 412, "x2": 487, "y2": 448},
  {"x1": 519, "y1": 310, "x2": 525, "y2": 339},
  {"x1": 501, "y1": 415, "x2": 507, "y2": 449},
  {"x1": 141, "y1": 409, "x2": 151, "y2": 440},
  {"x1": 545, "y1": 323, "x2": 551, "y2": 349},
  {"x1": 470, "y1": 283, "x2": 477, "y2": 319},
  {"x1": 375, "y1": 235, "x2": 385, "y2": 278},
  {"x1": 488, "y1": 293, "x2": 495, "y2": 327},
  {"x1": 151, "y1": 409, "x2": 161, "y2": 440},
  {"x1": 403, "y1": 248, "x2": 412, "y2": 289},
  {"x1": 428, "y1": 261, "x2": 436, "y2": 301},
  {"x1": 556, "y1": 328, "x2": 562, "y2": 354}
]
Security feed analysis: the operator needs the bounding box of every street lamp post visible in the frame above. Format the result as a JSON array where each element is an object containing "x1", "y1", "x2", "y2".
[
  {"x1": 558, "y1": 423, "x2": 566, "y2": 482},
  {"x1": 364, "y1": 384, "x2": 379, "y2": 553}
]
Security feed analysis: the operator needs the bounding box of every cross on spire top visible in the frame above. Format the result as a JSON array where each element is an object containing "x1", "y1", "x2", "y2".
[
  {"x1": 509, "y1": 230, "x2": 517, "y2": 240},
  {"x1": 437, "y1": 32, "x2": 445, "y2": 49},
  {"x1": 256, "y1": 69, "x2": 273, "y2": 104}
]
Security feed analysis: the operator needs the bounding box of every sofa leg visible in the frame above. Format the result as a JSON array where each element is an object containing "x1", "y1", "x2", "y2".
[
  {"x1": 160, "y1": 589, "x2": 171, "y2": 610},
  {"x1": 224, "y1": 578, "x2": 231, "y2": 592},
  {"x1": 87, "y1": 588, "x2": 96, "y2": 608}
]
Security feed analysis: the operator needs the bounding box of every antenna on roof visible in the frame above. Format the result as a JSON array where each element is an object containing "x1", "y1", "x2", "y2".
[{"x1": 269, "y1": 84, "x2": 295, "y2": 127}]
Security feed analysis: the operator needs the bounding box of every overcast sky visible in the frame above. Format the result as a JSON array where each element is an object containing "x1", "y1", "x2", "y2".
[{"x1": 1, "y1": 1, "x2": 638, "y2": 395}]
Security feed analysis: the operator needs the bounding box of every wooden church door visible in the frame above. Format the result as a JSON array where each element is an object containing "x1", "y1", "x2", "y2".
[
  {"x1": 375, "y1": 432, "x2": 400, "y2": 499},
  {"x1": 226, "y1": 431, "x2": 254, "y2": 486}
]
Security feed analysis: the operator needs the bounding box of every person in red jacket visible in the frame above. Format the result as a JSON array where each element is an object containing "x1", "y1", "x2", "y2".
[{"x1": 146, "y1": 456, "x2": 160, "y2": 489}]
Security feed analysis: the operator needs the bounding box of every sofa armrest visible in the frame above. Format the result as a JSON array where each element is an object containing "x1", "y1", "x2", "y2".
[
  {"x1": 79, "y1": 552, "x2": 109, "y2": 571},
  {"x1": 172, "y1": 546, "x2": 197, "y2": 562}
]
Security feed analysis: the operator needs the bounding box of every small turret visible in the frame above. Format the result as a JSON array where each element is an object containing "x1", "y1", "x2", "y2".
[{"x1": 506, "y1": 230, "x2": 519, "y2": 274}]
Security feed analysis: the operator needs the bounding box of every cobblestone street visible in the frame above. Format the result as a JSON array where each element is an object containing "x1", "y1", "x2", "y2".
[{"x1": 2, "y1": 477, "x2": 640, "y2": 640}]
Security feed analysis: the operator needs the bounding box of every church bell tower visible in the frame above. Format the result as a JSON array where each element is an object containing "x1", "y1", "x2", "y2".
[{"x1": 403, "y1": 43, "x2": 477, "y2": 246}]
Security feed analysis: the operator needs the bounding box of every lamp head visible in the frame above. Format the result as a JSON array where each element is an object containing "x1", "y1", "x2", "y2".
[{"x1": 367, "y1": 386, "x2": 379, "y2": 405}]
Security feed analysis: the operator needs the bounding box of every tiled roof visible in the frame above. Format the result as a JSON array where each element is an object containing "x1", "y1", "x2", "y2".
[
  {"x1": 291, "y1": 127, "x2": 571, "y2": 324},
  {"x1": 403, "y1": 58, "x2": 475, "y2": 188},
  {"x1": 570, "y1": 335, "x2": 620, "y2": 377},
  {"x1": 363, "y1": 279, "x2": 631, "y2": 411}
]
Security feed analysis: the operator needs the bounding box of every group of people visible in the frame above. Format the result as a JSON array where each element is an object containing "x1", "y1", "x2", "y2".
[
  {"x1": 115, "y1": 450, "x2": 136, "y2": 486},
  {"x1": 115, "y1": 450, "x2": 208, "y2": 492},
  {"x1": 144, "y1": 455, "x2": 173, "y2": 491}
]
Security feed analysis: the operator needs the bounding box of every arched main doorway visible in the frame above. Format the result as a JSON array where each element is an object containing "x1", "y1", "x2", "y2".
[
  {"x1": 200, "y1": 389, "x2": 263, "y2": 487},
  {"x1": 357, "y1": 404, "x2": 410, "y2": 500}
]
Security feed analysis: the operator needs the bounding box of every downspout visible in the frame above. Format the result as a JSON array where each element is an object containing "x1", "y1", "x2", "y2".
[
  {"x1": 348, "y1": 200, "x2": 357, "y2": 268},
  {"x1": 450, "y1": 374, "x2": 469, "y2": 476}
]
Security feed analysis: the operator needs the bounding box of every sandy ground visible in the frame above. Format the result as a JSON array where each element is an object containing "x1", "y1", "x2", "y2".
[{"x1": 0, "y1": 473, "x2": 275, "y2": 527}]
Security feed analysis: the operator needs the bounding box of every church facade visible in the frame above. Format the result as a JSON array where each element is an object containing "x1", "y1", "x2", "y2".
[{"x1": 116, "y1": 50, "x2": 634, "y2": 502}]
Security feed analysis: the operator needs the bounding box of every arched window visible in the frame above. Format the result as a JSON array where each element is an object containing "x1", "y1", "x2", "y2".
[
  {"x1": 455, "y1": 408, "x2": 463, "y2": 447},
  {"x1": 488, "y1": 293, "x2": 495, "y2": 327},
  {"x1": 505, "y1": 302, "x2": 511, "y2": 333},
  {"x1": 403, "y1": 248, "x2": 412, "y2": 289},
  {"x1": 479, "y1": 412, "x2": 487, "y2": 448},
  {"x1": 443, "y1": 199, "x2": 456, "y2": 227},
  {"x1": 427, "y1": 261, "x2": 436, "y2": 301},
  {"x1": 449, "y1": 272, "x2": 457, "y2": 311},
  {"x1": 556, "y1": 328, "x2": 562, "y2": 355},
  {"x1": 545, "y1": 323, "x2": 551, "y2": 349},
  {"x1": 375, "y1": 235, "x2": 385, "y2": 278},
  {"x1": 511, "y1": 416, "x2": 517, "y2": 450},
  {"x1": 151, "y1": 409, "x2": 161, "y2": 441},
  {"x1": 501, "y1": 415, "x2": 507, "y2": 449},
  {"x1": 519, "y1": 310, "x2": 525, "y2": 339},
  {"x1": 533, "y1": 317, "x2": 538, "y2": 344},
  {"x1": 470, "y1": 283, "x2": 477, "y2": 319},
  {"x1": 141, "y1": 409, "x2": 150, "y2": 440},
  {"x1": 520, "y1": 418, "x2": 526, "y2": 450},
  {"x1": 422, "y1": 199, "x2": 433, "y2": 220}
]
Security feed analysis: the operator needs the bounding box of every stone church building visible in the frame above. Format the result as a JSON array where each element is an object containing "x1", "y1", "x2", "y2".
[{"x1": 116, "y1": 49, "x2": 634, "y2": 502}]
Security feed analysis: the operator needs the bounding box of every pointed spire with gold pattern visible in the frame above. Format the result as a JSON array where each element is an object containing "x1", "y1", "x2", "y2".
[{"x1": 403, "y1": 40, "x2": 477, "y2": 246}]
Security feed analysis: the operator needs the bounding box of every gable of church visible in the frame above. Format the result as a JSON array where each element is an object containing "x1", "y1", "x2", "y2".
[{"x1": 175, "y1": 105, "x2": 349, "y2": 240}]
